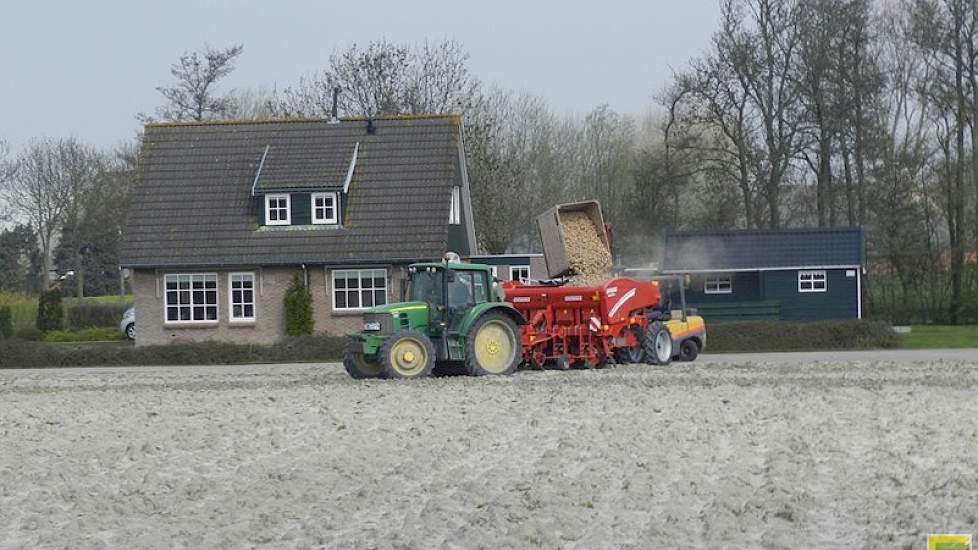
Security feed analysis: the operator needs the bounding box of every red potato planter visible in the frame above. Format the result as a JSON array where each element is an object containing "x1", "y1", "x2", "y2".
[{"x1": 502, "y1": 276, "x2": 675, "y2": 368}]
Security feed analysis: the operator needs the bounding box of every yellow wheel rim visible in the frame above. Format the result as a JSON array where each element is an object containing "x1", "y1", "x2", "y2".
[
  {"x1": 390, "y1": 337, "x2": 427, "y2": 376},
  {"x1": 474, "y1": 320, "x2": 516, "y2": 374}
]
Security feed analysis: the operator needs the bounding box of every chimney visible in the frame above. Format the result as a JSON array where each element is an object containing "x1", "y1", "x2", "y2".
[{"x1": 329, "y1": 87, "x2": 340, "y2": 123}]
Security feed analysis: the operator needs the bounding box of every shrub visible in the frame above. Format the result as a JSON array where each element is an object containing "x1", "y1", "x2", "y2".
[
  {"x1": 45, "y1": 327, "x2": 125, "y2": 343},
  {"x1": 0, "y1": 334, "x2": 347, "y2": 368},
  {"x1": 0, "y1": 306, "x2": 12, "y2": 339},
  {"x1": 67, "y1": 303, "x2": 130, "y2": 330},
  {"x1": 284, "y1": 273, "x2": 313, "y2": 337},
  {"x1": 0, "y1": 292, "x2": 38, "y2": 333},
  {"x1": 14, "y1": 326, "x2": 45, "y2": 341},
  {"x1": 705, "y1": 320, "x2": 899, "y2": 353},
  {"x1": 36, "y1": 288, "x2": 64, "y2": 332}
]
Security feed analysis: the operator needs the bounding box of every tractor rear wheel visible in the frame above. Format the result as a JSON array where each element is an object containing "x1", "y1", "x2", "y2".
[
  {"x1": 679, "y1": 339, "x2": 700, "y2": 362},
  {"x1": 614, "y1": 326, "x2": 644, "y2": 364},
  {"x1": 643, "y1": 321, "x2": 673, "y2": 365},
  {"x1": 379, "y1": 329, "x2": 435, "y2": 379},
  {"x1": 465, "y1": 313, "x2": 521, "y2": 376},
  {"x1": 343, "y1": 341, "x2": 383, "y2": 379}
]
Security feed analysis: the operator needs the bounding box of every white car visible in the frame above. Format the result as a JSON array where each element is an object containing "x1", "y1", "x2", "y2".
[{"x1": 120, "y1": 307, "x2": 135, "y2": 341}]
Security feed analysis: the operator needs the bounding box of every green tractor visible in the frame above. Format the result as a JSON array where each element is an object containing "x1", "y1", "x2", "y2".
[{"x1": 343, "y1": 259, "x2": 526, "y2": 379}]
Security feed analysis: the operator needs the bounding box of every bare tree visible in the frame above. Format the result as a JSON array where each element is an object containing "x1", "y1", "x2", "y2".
[
  {"x1": 3, "y1": 139, "x2": 100, "y2": 290},
  {"x1": 275, "y1": 39, "x2": 479, "y2": 118},
  {"x1": 143, "y1": 44, "x2": 244, "y2": 122}
]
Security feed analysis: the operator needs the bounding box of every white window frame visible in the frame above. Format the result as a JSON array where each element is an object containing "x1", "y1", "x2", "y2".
[
  {"x1": 311, "y1": 192, "x2": 339, "y2": 225},
  {"x1": 264, "y1": 193, "x2": 291, "y2": 226},
  {"x1": 489, "y1": 266, "x2": 498, "y2": 279},
  {"x1": 163, "y1": 273, "x2": 219, "y2": 324},
  {"x1": 228, "y1": 272, "x2": 256, "y2": 322},
  {"x1": 798, "y1": 270, "x2": 827, "y2": 293},
  {"x1": 704, "y1": 274, "x2": 733, "y2": 295},
  {"x1": 449, "y1": 186, "x2": 461, "y2": 225},
  {"x1": 332, "y1": 268, "x2": 388, "y2": 311},
  {"x1": 510, "y1": 265, "x2": 530, "y2": 283}
]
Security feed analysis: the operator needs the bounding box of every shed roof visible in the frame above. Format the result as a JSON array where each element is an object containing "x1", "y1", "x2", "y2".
[
  {"x1": 120, "y1": 115, "x2": 469, "y2": 268},
  {"x1": 660, "y1": 227, "x2": 864, "y2": 272}
]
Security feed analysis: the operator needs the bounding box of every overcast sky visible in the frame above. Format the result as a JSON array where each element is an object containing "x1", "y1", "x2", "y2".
[{"x1": 0, "y1": 0, "x2": 720, "y2": 151}]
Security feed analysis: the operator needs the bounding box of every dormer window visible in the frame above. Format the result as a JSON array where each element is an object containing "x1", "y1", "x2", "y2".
[
  {"x1": 265, "y1": 194, "x2": 291, "y2": 226},
  {"x1": 312, "y1": 192, "x2": 339, "y2": 225}
]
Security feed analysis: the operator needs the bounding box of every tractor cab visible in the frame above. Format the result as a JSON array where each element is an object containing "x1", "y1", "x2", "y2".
[{"x1": 344, "y1": 254, "x2": 525, "y2": 379}]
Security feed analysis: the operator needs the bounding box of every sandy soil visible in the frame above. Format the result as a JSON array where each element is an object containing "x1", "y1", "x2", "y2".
[{"x1": 1, "y1": 359, "x2": 977, "y2": 549}]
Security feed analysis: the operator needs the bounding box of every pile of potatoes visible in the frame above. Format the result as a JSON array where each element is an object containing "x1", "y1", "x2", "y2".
[{"x1": 560, "y1": 211, "x2": 612, "y2": 286}]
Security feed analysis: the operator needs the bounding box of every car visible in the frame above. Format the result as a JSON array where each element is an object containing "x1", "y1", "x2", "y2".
[{"x1": 120, "y1": 307, "x2": 135, "y2": 341}]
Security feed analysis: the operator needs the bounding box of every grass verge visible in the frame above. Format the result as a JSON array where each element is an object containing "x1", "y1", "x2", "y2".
[
  {"x1": 900, "y1": 325, "x2": 978, "y2": 349},
  {"x1": 0, "y1": 335, "x2": 346, "y2": 369}
]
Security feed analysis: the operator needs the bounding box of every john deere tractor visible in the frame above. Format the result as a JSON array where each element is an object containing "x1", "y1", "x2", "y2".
[{"x1": 343, "y1": 257, "x2": 526, "y2": 379}]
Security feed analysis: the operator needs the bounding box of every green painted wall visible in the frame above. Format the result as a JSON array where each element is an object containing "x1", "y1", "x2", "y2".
[
  {"x1": 761, "y1": 269, "x2": 858, "y2": 320},
  {"x1": 682, "y1": 272, "x2": 762, "y2": 304}
]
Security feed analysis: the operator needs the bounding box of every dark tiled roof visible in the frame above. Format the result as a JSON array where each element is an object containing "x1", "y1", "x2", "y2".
[
  {"x1": 253, "y1": 142, "x2": 352, "y2": 192},
  {"x1": 121, "y1": 116, "x2": 467, "y2": 268},
  {"x1": 661, "y1": 227, "x2": 863, "y2": 272}
]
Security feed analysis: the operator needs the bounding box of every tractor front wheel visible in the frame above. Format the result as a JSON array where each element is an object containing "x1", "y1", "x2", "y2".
[
  {"x1": 643, "y1": 321, "x2": 673, "y2": 366},
  {"x1": 343, "y1": 341, "x2": 383, "y2": 379},
  {"x1": 379, "y1": 330, "x2": 435, "y2": 379},
  {"x1": 465, "y1": 313, "x2": 522, "y2": 376}
]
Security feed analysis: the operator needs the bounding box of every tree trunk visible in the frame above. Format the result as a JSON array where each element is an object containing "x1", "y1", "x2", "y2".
[
  {"x1": 74, "y1": 248, "x2": 84, "y2": 298},
  {"x1": 841, "y1": 139, "x2": 855, "y2": 226}
]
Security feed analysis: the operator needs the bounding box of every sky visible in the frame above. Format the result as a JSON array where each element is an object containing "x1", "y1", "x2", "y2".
[{"x1": 0, "y1": 0, "x2": 720, "y2": 152}]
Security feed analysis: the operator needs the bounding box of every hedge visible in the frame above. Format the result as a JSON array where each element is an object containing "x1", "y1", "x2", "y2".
[
  {"x1": 67, "y1": 303, "x2": 130, "y2": 330},
  {"x1": 45, "y1": 327, "x2": 126, "y2": 343},
  {"x1": 0, "y1": 307, "x2": 12, "y2": 339},
  {"x1": 0, "y1": 335, "x2": 347, "y2": 369},
  {"x1": 36, "y1": 289, "x2": 64, "y2": 332},
  {"x1": 704, "y1": 320, "x2": 900, "y2": 353}
]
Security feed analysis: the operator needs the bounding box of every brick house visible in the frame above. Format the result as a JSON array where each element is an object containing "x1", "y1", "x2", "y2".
[{"x1": 120, "y1": 115, "x2": 477, "y2": 345}]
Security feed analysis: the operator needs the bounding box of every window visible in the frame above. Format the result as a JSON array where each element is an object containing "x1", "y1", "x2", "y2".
[
  {"x1": 448, "y1": 271, "x2": 489, "y2": 308},
  {"x1": 449, "y1": 186, "x2": 461, "y2": 225},
  {"x1": 265, "y1": 194, "x2": 291, "y2": 225},
  {"x1": 489, "y1": 266, "x2": 498, "y2": 279},
  {"x1": 164, "y1": 274, "x2": 218, "y2": 323},
  {"x1": 311, "y1": 192, "x2": 338, "y2": 225},
  {"x1": 798, "y1": 270, "x2": 827, "y2": 292},
  {"x1": 333, "y1": 269, "x2": 387, "y2": 310},
  {"x1": 229, "y1": 273, "x2": 256, "y2": 322},
  {"x1": 704, "y1": 275, "x2": 733, "y2": 294},
  {"x1": 510, "y1": 265, "x2": 530, "y2": 283}
]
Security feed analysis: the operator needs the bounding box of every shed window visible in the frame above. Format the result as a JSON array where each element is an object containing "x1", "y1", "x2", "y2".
[
  {"x1": 704, "y1": 275, "x2": 733, "y2": 294},
  {"x1": 510, "y1": 265, "x2": 530, "y2": 283},
  {"x1": 798, "y1": 270, "x2": 827, "y2": 292},
  {"x1": 311, "y1": 192, "x2": 338, "y2": 225},
  {"x1": 164, "y1": 274, "x2": 218, "y2": 323},
  {"x1": 229, "y1": 272, "x2": 256, "y2": 322},
  {"x1": 265, "y1": 194, "x2": 291, "y2": 226},
  {"x1": 333, "y1": 269, "x2": 387, "y2": 310}
]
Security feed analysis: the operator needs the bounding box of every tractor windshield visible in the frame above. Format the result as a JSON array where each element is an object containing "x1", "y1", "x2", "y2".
[{"x1": 409, "y1": 268, "x2": 443, "y2": 305}]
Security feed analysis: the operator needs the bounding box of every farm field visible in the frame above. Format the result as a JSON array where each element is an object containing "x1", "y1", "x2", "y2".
[{"x1": 1, "y1": 359, "x2": 976, "y2": 549}]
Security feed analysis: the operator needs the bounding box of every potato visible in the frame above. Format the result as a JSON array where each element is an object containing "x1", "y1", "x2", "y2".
[{"x1": 559, "y1": 212, "x2": 612, "y2": 286}]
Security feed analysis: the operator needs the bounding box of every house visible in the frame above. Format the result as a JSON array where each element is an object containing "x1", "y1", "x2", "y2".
[
  {"x1": 659, "y1": 227, "x2": 864, "y2": 321},
  {"x1": 120, "y1": 115, "x2": 477, "y2": 345}
]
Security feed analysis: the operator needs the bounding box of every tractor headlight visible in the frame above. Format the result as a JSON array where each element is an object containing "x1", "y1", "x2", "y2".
[{"x1": 363, "y1": 321, "x2": 382, "y2": 332}]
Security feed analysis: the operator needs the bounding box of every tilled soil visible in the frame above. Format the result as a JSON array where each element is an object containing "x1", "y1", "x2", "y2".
[{"x1": 1, "y1": 360, "x2": 977, "y2": 549}]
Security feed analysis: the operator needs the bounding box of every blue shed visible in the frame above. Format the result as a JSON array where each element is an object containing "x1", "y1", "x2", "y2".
[{"x1": 659, "y1": 228, "x2": 865, "y2": 322}]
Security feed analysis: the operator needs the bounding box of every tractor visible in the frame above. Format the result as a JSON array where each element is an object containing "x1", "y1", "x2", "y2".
[{"x1": 343, "y1": 255, "x2": 526, "y2": 379}]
